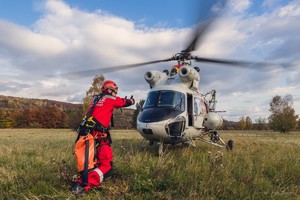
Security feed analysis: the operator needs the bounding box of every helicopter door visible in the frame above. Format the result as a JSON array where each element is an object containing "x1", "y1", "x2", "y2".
[
  {"x1": 193, "y1": 96, "x2": 204, "y2": 128},
  {"x1": 187, "y1": 94, "x2": 193, "y2": 126}
]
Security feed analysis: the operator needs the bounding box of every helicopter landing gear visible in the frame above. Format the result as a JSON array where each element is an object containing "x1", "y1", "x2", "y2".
[
  {"x1": 182, "y1": 142, "x2": 190, "y2": 148},
  {"x1": 196, "y1": 130, "x2": 228, "y2": 148},
  {"x1": 157, "y1": 142, "x2": 171, "y2": 157},
  {"x1": 158, "y1": 142, "x2": 164, "y2": 157},
  {"x1": 149, "y1": 140, "x2": 155, "y2": 146},
  {"x1": 182, "y1": 138, "x2": 196, "y2": 148},
  {"x1": 210, "y1": 131, "x2": 220, "y2": 143},
  {"x1": 226, "y1": 140, "x2": 233, "y2": 150}
]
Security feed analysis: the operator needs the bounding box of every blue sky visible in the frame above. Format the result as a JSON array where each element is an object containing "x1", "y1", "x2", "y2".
[
  {"x1": 0, "y1": 0, "x2": 299, "y2": 121},
  {"x1": 0, "y1": 0, "x2": 219, "y2": 27},
  {"x1": 2, "y1": 0, "x2": 290, "y2": 27}
]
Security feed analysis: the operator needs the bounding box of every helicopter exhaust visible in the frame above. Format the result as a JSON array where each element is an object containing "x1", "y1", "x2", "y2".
[
  {"x1": 178, "y1": 66, "x2": 200, "y2": 90},
  {"x1": 144, "y1": 70, "x2": 167, "y2": 88}
]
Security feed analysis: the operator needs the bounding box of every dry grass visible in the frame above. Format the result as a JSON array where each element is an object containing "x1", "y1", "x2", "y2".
[{"x1": 0, "y1": 129, "x2": 300, "y2": 199}]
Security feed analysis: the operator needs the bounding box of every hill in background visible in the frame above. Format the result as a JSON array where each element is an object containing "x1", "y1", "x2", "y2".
[
  {"x1": 0, "y1": 95, "x2": 245, "y2": 130},
  {"x1": 0, "y1": 95, "x2": 134, "y2": 129}
]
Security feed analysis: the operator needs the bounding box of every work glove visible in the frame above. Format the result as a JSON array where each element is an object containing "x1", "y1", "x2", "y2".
[{"x1": 130, "y1": 95, "x2": 135, "y2": 105}]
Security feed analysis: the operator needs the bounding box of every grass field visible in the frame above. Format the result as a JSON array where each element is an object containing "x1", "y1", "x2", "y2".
[{"x1": 0, "y1": 129, "x2": 299, "y2": 199}]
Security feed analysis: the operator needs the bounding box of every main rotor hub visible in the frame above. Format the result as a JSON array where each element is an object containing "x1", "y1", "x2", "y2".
[{"x1": 172, "y1": 52, "x2": 193, "y2": 66}]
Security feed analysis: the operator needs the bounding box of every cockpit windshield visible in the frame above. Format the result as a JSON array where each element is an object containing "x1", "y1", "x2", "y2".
[
  {"x1": 143, "y1": 90, "x2": 185, "y2": 111},
  {"x1": 138, "y1": 90, "x2": 185, "y2": 123}
]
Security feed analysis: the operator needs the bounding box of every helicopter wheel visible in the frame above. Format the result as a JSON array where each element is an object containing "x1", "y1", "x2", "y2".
[
  {"x1": 158, "y1": 142, "x2": 164, "y2": 157},
  {"x1": 182, "y1": 142, "x2": 190, "y2": 148},
  {"x1": 226, "y1": 140, "x2": 233, "y2": 150}
]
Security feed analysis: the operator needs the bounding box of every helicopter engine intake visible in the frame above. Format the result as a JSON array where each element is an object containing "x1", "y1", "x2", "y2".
[
  {"x1": 203, "y1": 112, "x2": 223, "y2": 130},
  {"x1": 178, "y1": 66, "x2": 200, "y2": 90},
  {"x1": 144, "y1": 70, "x2": 167, "y2": 88}
]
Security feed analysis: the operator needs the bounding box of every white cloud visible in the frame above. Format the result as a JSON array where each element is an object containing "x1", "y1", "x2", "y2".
[
  {"x1": 0, "y1": 0, "x2": 299, "y2": 121},
  {"x1": 227, "y1": 0, "x2": 252, "y2": 13},
  {"x1": 0, "y1": 20, "x2": 66, "y2": 55},
  {"x1": 278, "y1": 1, "x2": 300, "y2": 17}
]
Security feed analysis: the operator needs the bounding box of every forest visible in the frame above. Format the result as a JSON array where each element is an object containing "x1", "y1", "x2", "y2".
[
  {"x1": 1, "y1": 94, "x2": 299, "y2": 131},
  {"x1": 0, "y1": 95, "x2": 134, "y2": 129}
]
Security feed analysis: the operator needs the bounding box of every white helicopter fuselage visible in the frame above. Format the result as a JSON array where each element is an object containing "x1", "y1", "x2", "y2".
[
  {"x1": 136, "y1": 65, "x2": 222, "y2": 144},
  {"x1": 137, "y1": 85, "x2": 203, "y2": 144}
]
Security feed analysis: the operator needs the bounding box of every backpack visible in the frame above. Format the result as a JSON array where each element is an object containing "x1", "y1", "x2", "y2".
[
  {"x1": 74, "y1": 133, "x2": 97, "y2": 173},
  {"x1": 74, "y1": 94, "x2": 102, "y2": 186}
]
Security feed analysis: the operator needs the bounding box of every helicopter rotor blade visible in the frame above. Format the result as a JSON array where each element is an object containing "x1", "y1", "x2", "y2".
[
  {"x1": 183, "y1": 0, "x2": 228, "y2": 53},
  {"x1": 192, "y1": 56, "x2": 291, "y2": 69},
  {"x1": 183, "y1": 18, "x2": 216, "y2": 53},
  {"x1": 61, "y1": 58, "x2": 175, "y2": 79}
]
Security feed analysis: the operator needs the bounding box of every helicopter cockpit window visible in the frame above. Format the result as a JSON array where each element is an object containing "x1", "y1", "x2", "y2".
[
  {"x1": 158, "y1": 91, "x2": 174, "y2": 106},
  {"x1": 139, "y1": 90, "x2": 185, "y2": 123},
  {"x1": 172, "y1": 92, "x2": 185, "y2": 111},
  {"x1": 143, "y1": 90, "x2": 185, "y2": 111},
  {"x1": 144, "y1": 91, "x2": 157, "y2": 108}
]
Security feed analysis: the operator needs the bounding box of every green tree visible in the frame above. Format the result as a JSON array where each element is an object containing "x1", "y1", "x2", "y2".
[
  {"x1": 245, "y1": 116, "x2": 252, "y2": 130},
  {"x1": 239, "y1": 116, "x2": 246, "y2": 130},
  {"x1": 268, "y1": 94, "x2": 299, "y2": 133},
  {"x1": 10, "y1": 109, "x2": 26, "y2": 128},
  {"x1": 82, "y1": 74, "x2": 105, "y2": 115},
  {"x1": 0, "y1": 108, "x2": 12, "y2": 128},
  {"x1": 254, "y1": 117, "x2": 267, "y2": 130},
  {"x1": 239, "y1": 116, "x2": 252, "y2": 130},
  {"x1": 131, "y1": 99, "x2": 145, "y2": 128}
]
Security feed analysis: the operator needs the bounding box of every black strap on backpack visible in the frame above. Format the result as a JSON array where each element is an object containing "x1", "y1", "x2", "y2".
[
  {"x1": 75, "y1": 94, "x2": 103, "y2": 187},
  {"x1": 86, "y1": 94, "x2": 102, "y2": 120},
  {"x1": 82, "y1": 138, "x2": 90, "y2": 187},
  {"x1": 75, "y1": 94, "x2": 103, "y2": 143}
]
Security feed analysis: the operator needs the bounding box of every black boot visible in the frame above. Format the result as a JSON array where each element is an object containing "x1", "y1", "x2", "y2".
[{"x1": 72, "y1": 182, "x2": 85, "y2": 195}]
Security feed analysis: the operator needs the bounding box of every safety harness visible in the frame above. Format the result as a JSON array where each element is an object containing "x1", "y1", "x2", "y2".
[
  {"x1": 75, "y1": 94, "x2": 108, "y2": 141},
  {"x1": 74, "y1": 93, "x2": 108, "y2": 187}
]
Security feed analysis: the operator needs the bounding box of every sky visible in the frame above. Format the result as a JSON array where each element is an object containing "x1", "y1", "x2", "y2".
[{"x1": 0, "y1": 0, "x2": 299, "y2": 122}]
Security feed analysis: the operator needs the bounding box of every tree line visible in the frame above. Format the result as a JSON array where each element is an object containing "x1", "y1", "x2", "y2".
[
  {"x1": 1, "y1": 75, "x2": 299, "y2": 132},
  {"x1": 235, "y1": 94, "x2": 299, "y2": 132},
  {"x1": 1, "y1": 94, "x2": 299, "y2": 132},
  {"x1": 131, "y1": 94, "x2": 299, "y2": 132},
  {"x1": 0, "y1": 95, "x2": 82, "y2": 128},
  {"x1": 0, "y1": 94, "x2": 135, "y2": 129}
]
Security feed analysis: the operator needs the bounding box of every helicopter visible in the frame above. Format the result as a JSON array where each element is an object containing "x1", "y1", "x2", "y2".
[
  {"x1": 134, "y1": 45, "x2": 236, "y2": 155},
  {"x1": 62, "y1": 1, "x2": 287, "y2": 155},
  {"x1": 136, "y1": 60, "x2": 231, "y2": 155}
]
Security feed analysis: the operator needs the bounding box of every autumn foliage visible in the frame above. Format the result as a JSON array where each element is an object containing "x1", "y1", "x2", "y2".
[
  {"x1": 0, "y1": 95, "x2": 135, "y2": 129},
  {"x1": 0, "y1": 95, "x2": 82, "y2": 128}
]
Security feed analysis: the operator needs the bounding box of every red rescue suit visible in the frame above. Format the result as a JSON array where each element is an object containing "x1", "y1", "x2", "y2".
[
  {"x1": 76, "y1": 93, "x2": 134, "y2": 191},
  {"x1": 76, "y1": 140, "x2": 113, "y2": 192},
  {"x1": 88, "y1": 93, "x2": 134, "y2": 128}
]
